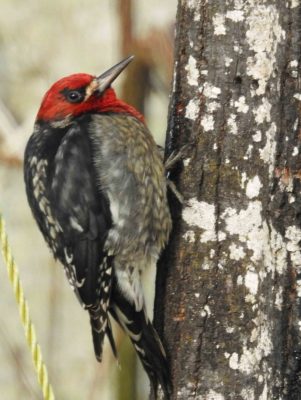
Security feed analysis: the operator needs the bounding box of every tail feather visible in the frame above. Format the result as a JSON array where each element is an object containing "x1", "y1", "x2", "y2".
[
  {"x1": 134, "y1": 318, "x2": 171, "y2": 400},
  {"x1": 106, "y1": 318, "x2": 118, "y2": 359},
  {"x1": 110, "y1": 286, "x2": 172, "y2": 399}
]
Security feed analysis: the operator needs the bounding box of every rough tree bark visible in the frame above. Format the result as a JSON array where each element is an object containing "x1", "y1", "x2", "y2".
[{"x1": 154, "y1": 1, "x2": 301, "y2": 399}]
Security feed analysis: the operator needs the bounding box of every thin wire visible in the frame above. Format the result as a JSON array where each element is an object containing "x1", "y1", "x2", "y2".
[{"x1": 0, "y1": 214, "x2": 55, "y2": 400}]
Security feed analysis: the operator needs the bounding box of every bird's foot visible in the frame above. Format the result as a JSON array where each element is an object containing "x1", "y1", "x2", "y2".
[
  {"x1": 164, "y1": 140, "x2": 195, "y2": 171},
  {"x1": 167, "y1": 179, "x2": 184, "y2": 204}
]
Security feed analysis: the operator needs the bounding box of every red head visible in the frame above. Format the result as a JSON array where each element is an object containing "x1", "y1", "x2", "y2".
[{"x1": 37, "y1": 56, "x2": 144, "y2": 123}]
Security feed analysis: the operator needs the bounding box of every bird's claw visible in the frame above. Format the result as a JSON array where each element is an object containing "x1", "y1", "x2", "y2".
[{"x1": 164, "y1": 140, "x2": 195, "y2": 171}]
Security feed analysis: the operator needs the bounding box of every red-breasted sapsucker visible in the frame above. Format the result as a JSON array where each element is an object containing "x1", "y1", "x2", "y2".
[{"x1": 24, "y1": 56, "x2": 172, "y2": 398}]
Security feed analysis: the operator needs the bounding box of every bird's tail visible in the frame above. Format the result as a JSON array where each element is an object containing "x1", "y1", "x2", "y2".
[{"x1": 110, "y1": 284, "x2": 172, "y2": 399}]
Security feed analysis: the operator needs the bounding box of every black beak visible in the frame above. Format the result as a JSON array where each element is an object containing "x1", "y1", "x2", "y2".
[{"x1": 95, "y1": 55, "x2": 134, "y2": 93}]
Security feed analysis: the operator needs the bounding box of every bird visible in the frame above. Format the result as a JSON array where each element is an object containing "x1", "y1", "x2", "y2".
[{"x1": 23, "y1": 56, "x2": 172, "y2": 398}]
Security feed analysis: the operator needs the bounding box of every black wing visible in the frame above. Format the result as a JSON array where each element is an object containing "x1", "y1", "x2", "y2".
[
  {"x1": 50, "y1": 123, "x2": 110, "y2": 303},
  {"x1": 50, "y1": 123, "x2": 114, "y2": 360}
]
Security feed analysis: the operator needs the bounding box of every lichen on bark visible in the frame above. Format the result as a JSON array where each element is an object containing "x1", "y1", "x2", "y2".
[{"x1": 154, "y1": 1, "x2": 301, "y2": 399}]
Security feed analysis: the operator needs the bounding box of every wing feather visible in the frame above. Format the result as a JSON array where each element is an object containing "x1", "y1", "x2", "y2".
[
  {"x1": 50, "y1": 123, "x2": 115, "y2": 360},
  {"x1": 50, "y1": 123, "x2": 111, "y2": 305}
]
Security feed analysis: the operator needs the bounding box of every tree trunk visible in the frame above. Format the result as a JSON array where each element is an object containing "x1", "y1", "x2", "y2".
[{"x1": 154, "y1": 1, "x2": 301, "y2": 399}]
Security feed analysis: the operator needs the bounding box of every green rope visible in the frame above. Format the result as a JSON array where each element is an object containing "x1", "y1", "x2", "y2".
[{"x1": 0, "y1": 214, "x2": 55, "y2": 400}]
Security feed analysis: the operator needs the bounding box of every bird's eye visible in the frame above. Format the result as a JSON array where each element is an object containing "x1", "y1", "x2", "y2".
[{"x1": 66, "y1": 90, "x2": 83, "y2": 103}]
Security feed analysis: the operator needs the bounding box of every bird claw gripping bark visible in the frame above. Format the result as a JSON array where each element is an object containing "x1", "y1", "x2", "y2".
[
  {"x1": 162, "y1": 140, "x2": 196, "y2": 204},
  {"x1": 24, "y1": 57, "x2": 172, "y2": 399},
  {"x1": 167, "y1": 179, "x2": 184, "y2": 204},
  {"x1": 164, "y1": 141, "x2": 195, "y2": 171}
]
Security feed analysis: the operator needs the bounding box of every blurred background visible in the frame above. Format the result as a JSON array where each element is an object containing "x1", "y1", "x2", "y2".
[{"x1": 0, "y1": 1, "x2": 176, "y2": 399}]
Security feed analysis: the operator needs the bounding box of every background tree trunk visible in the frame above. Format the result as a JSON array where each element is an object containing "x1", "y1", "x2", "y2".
[{"x1": 154, "y1": 1, "x2": 301, "y2": 399}]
